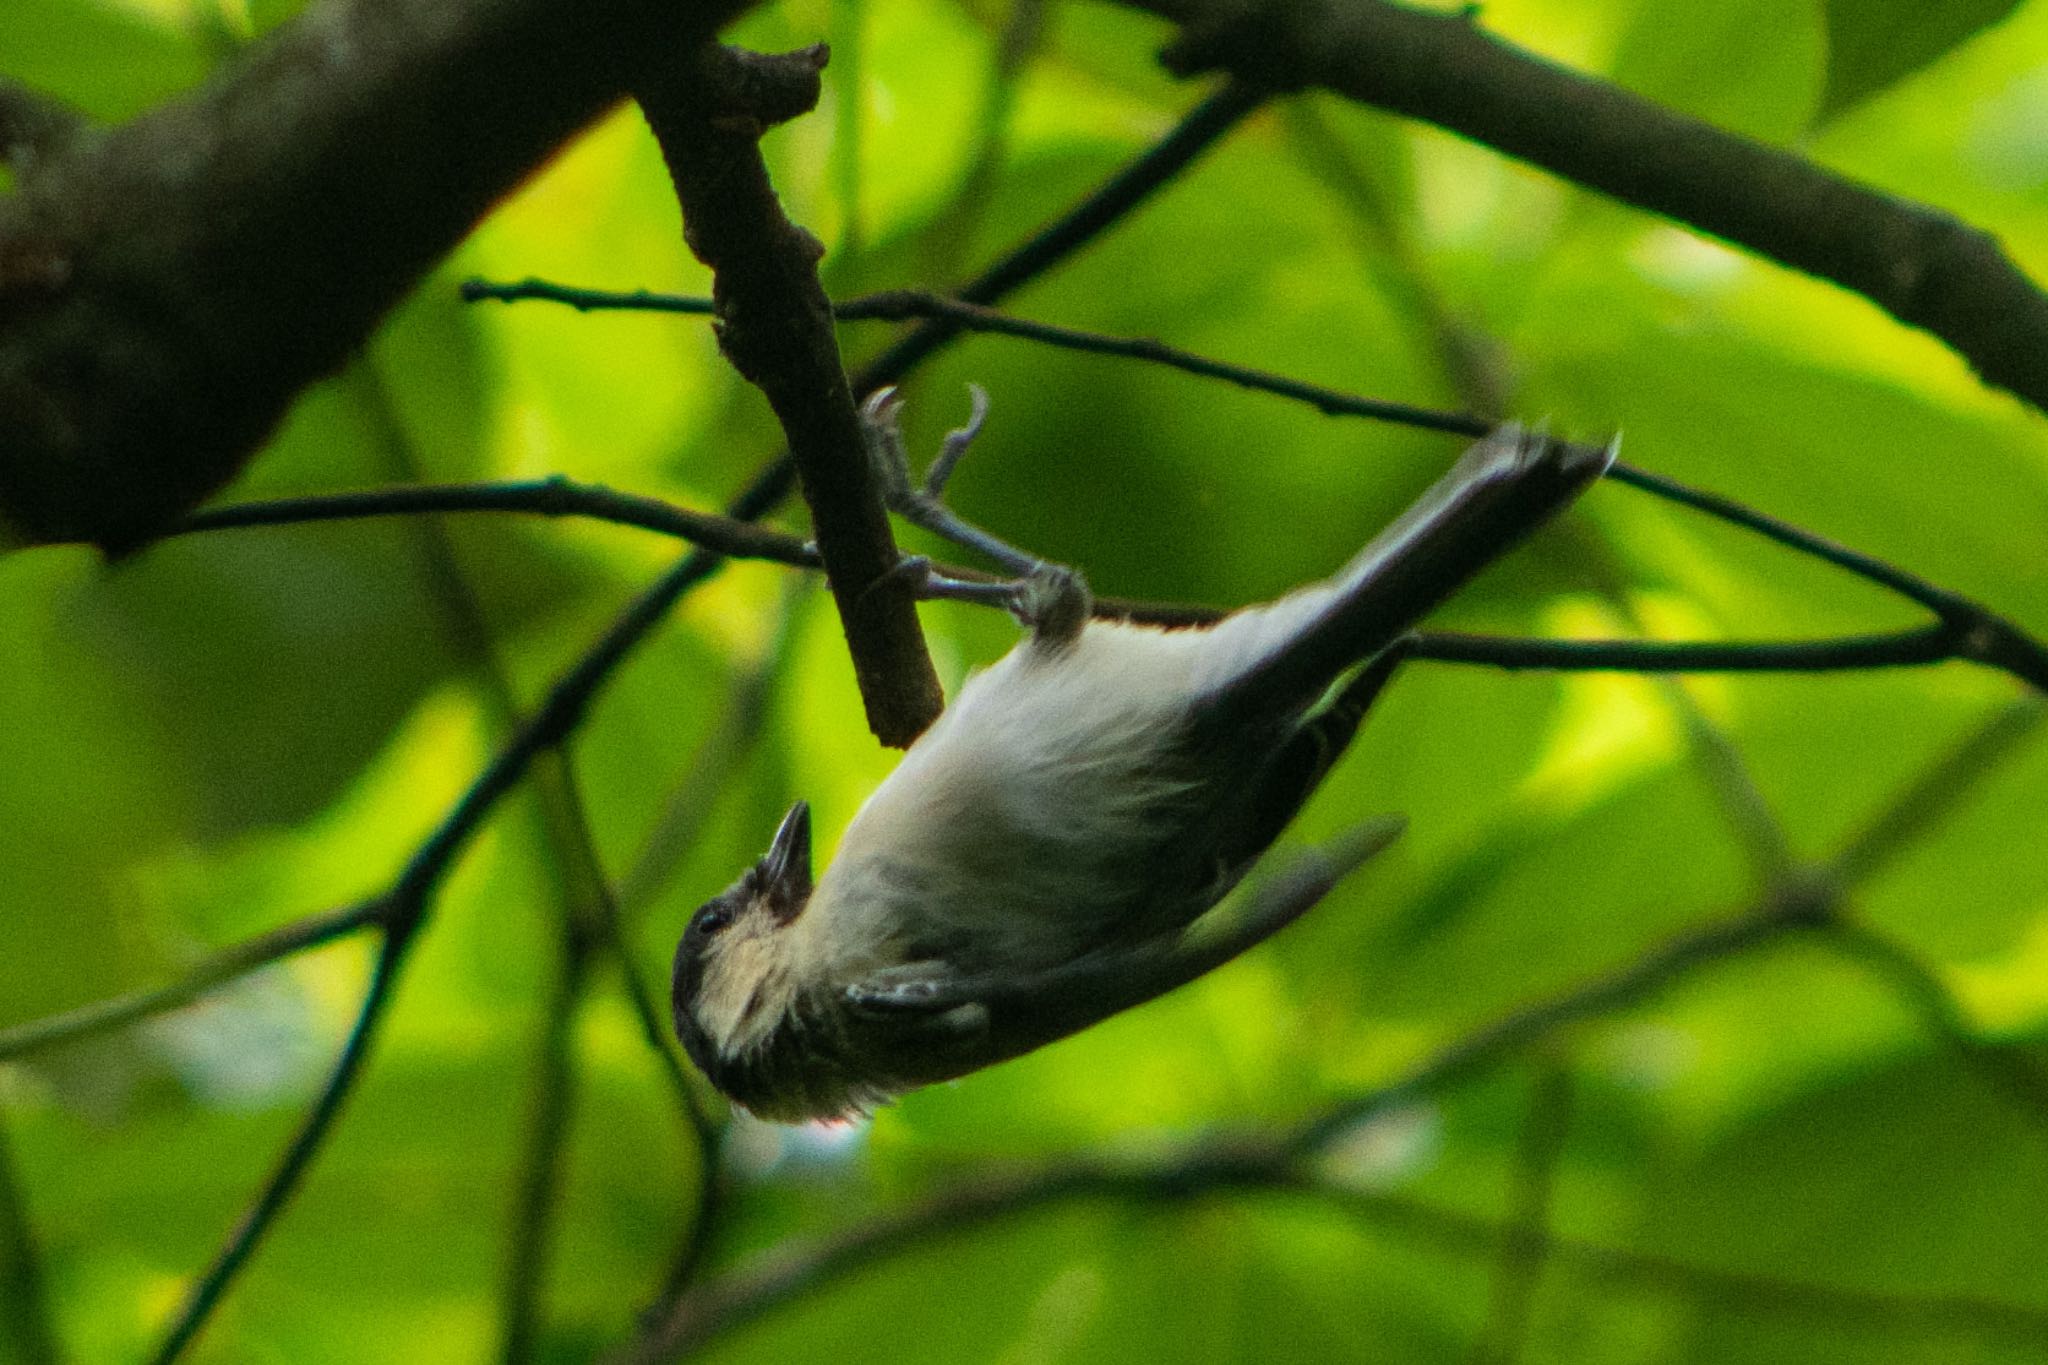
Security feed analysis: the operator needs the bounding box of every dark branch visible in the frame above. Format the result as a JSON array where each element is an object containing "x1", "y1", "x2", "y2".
[
  {"x1": 1288, "y1": 895, "x2": 1822, "y2": 1154},
  {"x1": 165, "y1": 478, "x2": 2032, "y2": 686},
  {"x1": 0, "y1": 77, "x2": 82, "y2": 173},
  {"x1": 152, "y1": 924, "x2": 413, "y2": 1363},
  {"x1": 0, "y1": 899, "x2": 382, "y2": 1061},
  {"x1": 619, "y1": 1148, "x2": 2048, "y2": 1361},
  {"x1": 0, "y1": 0, "x2": 759, "y2": 549},
  {"x1": 1405, "y1": 627, "x2": 1960, "y2": 674},
  {"x1": 174, "y1": 476, "x2": 820, "y2": 567},
  {"x1": 1829, "y1": 697, "x2": 2046, "y2": 888},
  {"x1": 636, "y1": 43, "x2": 941, "y2": 747},
  {"x1": 1823, "y1": 919, "x2": 2048, "y2": 1127},
  {"x1": 460, "y1": 279, "x2": 2048, "y2": 696},
  {"x1": 1127, "y1": 0, "x2": 2048, "y2": 416},
  {"x1": 463, "y1": 279, "x2": 1482, "y2": 435},
  {"x1": 499, "y1": 922, "x2": 594, "y2": 1364}
]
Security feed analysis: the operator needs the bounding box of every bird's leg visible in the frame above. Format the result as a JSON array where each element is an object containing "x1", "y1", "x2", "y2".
[{"x1": 860, "y1": 385, "x2": 1091, "y2": 643}]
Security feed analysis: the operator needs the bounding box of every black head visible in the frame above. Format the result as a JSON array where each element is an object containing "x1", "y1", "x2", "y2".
[{"x1": 670, "y1": 801, "x2": 814, "y2": 1098}]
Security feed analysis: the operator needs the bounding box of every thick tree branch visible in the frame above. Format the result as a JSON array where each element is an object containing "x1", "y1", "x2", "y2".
[
  {"x1": 0, "y1": 78, "x2": 81, "y2": 173},
  {"x1": 1115, "y1": 0, "x2": 2048, "y2": 416},
  {"x1": 637, "y1": 44, "x2": 942, "y2": 746},
  {"x1": 0, "y1": 0, "x2": 755, "y2": 550}
]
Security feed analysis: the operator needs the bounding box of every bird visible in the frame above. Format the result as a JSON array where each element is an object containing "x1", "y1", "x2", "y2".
[{"x1": 672, "y1": 404, "x2": 1614, "y2": 1123}]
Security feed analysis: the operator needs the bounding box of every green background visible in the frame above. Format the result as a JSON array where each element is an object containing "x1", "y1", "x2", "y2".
[{"x1": 4, "y1": 0, "x2": 2048, "y2": 1360}]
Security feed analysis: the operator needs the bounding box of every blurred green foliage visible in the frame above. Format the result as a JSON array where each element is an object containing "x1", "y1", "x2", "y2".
[{"x1": 5, "y1": 0, "x2": 2048, "y2": 1361}]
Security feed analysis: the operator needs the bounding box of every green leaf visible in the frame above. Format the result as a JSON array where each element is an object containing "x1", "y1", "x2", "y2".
[
  {"x1": 0, "y1": 0, "x2": 209, "y2": 119},
  {"x1": 1610, "y1": 0, "x2": 1826, "y2": 141},
  {"x1": 1817, "y1": 0, "x2": 2026, "y2": 124}
]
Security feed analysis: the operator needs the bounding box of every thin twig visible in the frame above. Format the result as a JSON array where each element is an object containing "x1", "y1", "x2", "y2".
[
  {"x1": 464, "y1": 279, "x2": 1478, "y2": 434},
  {"x1": 1288, "y1": 896, "x2": 1820, "y2": 1155},
  {"x1": 1822, "y1": 920, "x2": 2048, "y2": 1127},
  {"x1": 168, "y1": 475, "x2": 2021, "y2": 683},
  {"x1": 618, "y1": 1147, "x2": 2048, "y2": 1361},
  {"x1": 1829, "y1": 697, "x2": 2047, "y2": 889},
  {"x1": 0, "y1": 899, "x2": 382, "y2": 1062},
  {"x1": 460, "y1": 281, "x2": 2048, "y2": 694},
  {"x1": 1602, "y1": 463, "x2": 2032, "y2": 642},
  {"x1": 1321, "y1": 1183, "x2": 2048, "y2": 1346},
  {"x1": 175, "y1": 476, "x2": 819, "y2": 568},
  {"x1": 1406, "y1": 627, "x2": 1961, "y2": 673},
  {"x1": 151, "y1": 923, "x2": 411, "y2": 1363},
  {"x1": 499, "y1": 922, "x2": 595, "y2": 1364}
]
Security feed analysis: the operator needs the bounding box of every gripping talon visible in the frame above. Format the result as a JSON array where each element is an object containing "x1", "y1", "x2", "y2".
[
  {"x1": 860, "y1": 386, "x2": 914, "y2": 502},
  {"x1": 862, "y1": 385, "x2": 1082, "y2": 595},
  {"x1": 926, "y1": 383, "x2": 991, "y2": 498},
  {"x1": 859, "y1": 553, "x2": 936, "y2": 611}
]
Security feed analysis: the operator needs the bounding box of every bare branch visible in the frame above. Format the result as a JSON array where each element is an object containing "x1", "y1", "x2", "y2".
[
  {"x1": 1829, "y1": 698, "x2": 2047, "y2": 888},
  {"x1": 0, "y1": 0, "x2": 758, "y2": 549},
  {"x1": 465, "y1": 279, "x2": 1479, "y2": 434},
  {"x1": 151, "y1": 925, "x2": 411, "y2": 1363},
  {"x1": 0, "y1": 899, "x2": 381, "y2": 1062},
  {"x1": 164, "y1": 476, "x2": 2030, "y2": 686},
  {"x1": 1823, "y1": 919, "x2": 2048, "y2": 1127},
  {"x1": 0, "y1": 77, "x2": 82, "y2": 174},
  {"x1": 499, "y1": 921, "x2": 594, "y2": 1364},
  {"x1": 461, "y1": 279, "x2": 2048, "y2": 696},
  {"x1": 174, "y1": 475, "x2": 820, "y2": 567},
  {"x1": 634, "y1": 43, "x2": 941, "y2": 747},
  {"x1": 619, "y1": 1148, "x2": 2048, "y2": 1361},
  {"x1": 1127, "y1": 0, "x2": 2048, "y2": 416},
  {"x1": 1288, "y1": 894, "x2": 1823, "y2": 1154}
]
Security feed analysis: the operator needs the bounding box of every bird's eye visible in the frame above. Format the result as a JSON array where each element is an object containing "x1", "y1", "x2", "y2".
[{"x1": 691, "y1": 899, "x2": 737, "y2": 936}]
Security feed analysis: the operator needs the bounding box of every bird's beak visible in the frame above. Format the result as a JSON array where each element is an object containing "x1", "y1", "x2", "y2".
[{"x1": 760, "y1": 800, "x2": 813, "y2": 923}]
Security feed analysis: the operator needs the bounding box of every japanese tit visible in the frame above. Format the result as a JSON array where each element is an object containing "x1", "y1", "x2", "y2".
[{"x1": 673, "y1": 423, "x2": 1613, "y2": 1122}]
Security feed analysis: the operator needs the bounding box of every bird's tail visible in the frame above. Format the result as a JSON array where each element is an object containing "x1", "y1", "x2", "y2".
[{"x1": 1195, "y1": 425, "x2": 1614, "y2": 722}]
